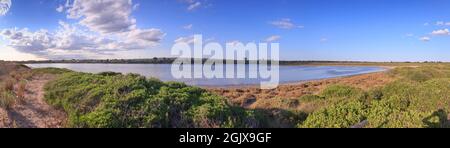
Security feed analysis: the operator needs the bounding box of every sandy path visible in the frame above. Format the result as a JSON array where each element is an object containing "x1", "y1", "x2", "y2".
[{"x1": 0, "y1": 75, "x2": 66, "y2": 128}]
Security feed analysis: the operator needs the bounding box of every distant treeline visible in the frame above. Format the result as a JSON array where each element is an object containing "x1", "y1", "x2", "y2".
[
  {"x1": 15, "y1": 58, "x2": 448, "y2": 65},
  {"x1": 19, "y1": 58, "x2": 278, "y2": 64}
]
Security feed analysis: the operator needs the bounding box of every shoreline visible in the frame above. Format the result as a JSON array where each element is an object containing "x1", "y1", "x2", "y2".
[
  {"x1": 25, "y1": 63, "x2": 393, "y2": 89},
  {"x1": 208, "y1": 69, "x2": 395, "y2": 108},
  {"x1": 201, "y1": 67, "x2": 391, "y2": 89}
]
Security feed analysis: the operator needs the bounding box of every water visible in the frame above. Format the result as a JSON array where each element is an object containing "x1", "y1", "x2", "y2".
[{"x1": 26, "y1": 64, "x2": 385, "y2": 86}]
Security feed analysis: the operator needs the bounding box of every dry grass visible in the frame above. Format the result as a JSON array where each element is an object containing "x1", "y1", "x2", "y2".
[
  {"x1": 0, "y1": 90, "x2": 16, "y2": 109},
  {"x1": 0, "y1": 62, "x2": 31, "y2": 109},
  {"x1": 3, "y1": 78, "x2": 15, "y2": 92},
  {"x1": 16, "y1": 80, "x2": 27, "y2": 104}
]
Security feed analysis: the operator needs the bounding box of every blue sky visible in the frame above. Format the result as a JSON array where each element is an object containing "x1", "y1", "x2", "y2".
[{"x1": 1, "y1": 0, "x2": 450, "y2": 61}]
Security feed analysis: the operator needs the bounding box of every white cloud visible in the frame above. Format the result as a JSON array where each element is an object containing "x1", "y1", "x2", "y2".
[
  {"x1": 187, "y1": 2, "x2": 201, "y2": 11},
  {"x1": 435, "y1": 21, "x2": 450, "y2": 26},
  {"x1": 123, "y1": 28, "x2": 165, "y2": 48},
  {"x1": 0, "y1": 0, "x2": 11, "y2": 16},
  {"x1": 183, "y1": 24, "x2": 193, "y2": 30},
  {"x1": 431, "y1": 29, "x2": 449, "y2": 36},
  {"x1": 419, "y1": 36, "x2": 431, "y2": 42},
  {"x1": 1, "y1": 22, "x2": 165, "y2": 59},
  {"x1": 320, "y1": 38, "x2": 328, "y2": 42},
  {"x1": 173, "y1": 35, "x2": 216, "y2": 44},
  {"x1": 265, "y1": 35, "x2": 281, "y2": 42},
  {"x1": 436, "y1": 21, "x2": 445, "y2": 26},
  {"x1": 1, "y1": 0, "x2": 165, "y2": 59},
  {"x1": 64, "y1": 0, "x2": 71, "y2": 7},
  {"x1": 270, "y1": 18, "x2": 304, "y2": 29},
  {"x1": 1, "y1": 28, "x2": 54, "y2": 57},
  {"x1": 174, "y1": 35, "x2": 197, "y2": 44},
  {"x1": 180, "y1": 0, "x2": 203, "y2": 11},
  {"x1": 56, "y1": 5, "x2": 64, "y2": 12},
  {"x1": 66, "y1": 0, "x2": 137, "y2": 34},
  {"x1": 227, "y1": 40, "x2": 244, "y2": 46},
  {"x1": 133, "y1": 3, "x2": 140, "y2": 10}
]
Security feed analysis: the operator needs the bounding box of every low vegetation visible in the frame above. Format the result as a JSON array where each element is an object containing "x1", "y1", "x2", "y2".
[
  {"x1": 0, "y1": 90, "x2": 16, "y2": 109},
  {"x1": 44, "y1": 72, "x2": 306, "y2": 128},
  {"x1": 0, "y1": 76, "x2": 17, "y2": 109},
  {"x1": 0, "y1": 63, "x2": 66, "y2": 110},
  {"x1": 0, "y1": 63, "x2": 25, "y2": 109},
  {"x1": 297, "y1": 65, "x2": 450, "y2": 128}
]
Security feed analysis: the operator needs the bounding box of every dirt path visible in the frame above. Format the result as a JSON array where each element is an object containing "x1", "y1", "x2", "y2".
[{"x1": 0, "y1": 75, "x2": 66, "y2": 128}]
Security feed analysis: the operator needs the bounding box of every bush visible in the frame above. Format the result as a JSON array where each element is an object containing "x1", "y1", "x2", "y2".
[
  {"x1": 295, "y1": 85, "x2": 367, "y2": 114},
  {"x1": 320, "y1": 85, "x2": 364, "y2": 99},
  {"x1": 31, "y1": 68, "x2": 72, "y2": 75},
  {"x1": 368, "y1": 88, "x2": 383, "y2": 101},
  {"x1": 255, "y1": 109, "x2": 308, "y2": 128},
  {"x1": 98, "y1": 72, "x2": 122, "y2": 76},
  {"x1": 299, "y1": 95, "x2": 325, "y2": 103},
  {"x1": 253, "y1": 97, "x2": 300, "y2": 110},
  {"x1": 299, "y1": 100, "x2": 367, "y2": 128},
  {"x1": 44, "y1": 72, "x2": 263, "y2": 128},
  {"x1": 366, "y1": 98, "x2": 430, "y2": 128},
  {"x1": 389, "y1": 66, "x2": 450, "y2": 82},
  {"x1": 294, "y1": 65, "x2": 450, "y2": 128}
]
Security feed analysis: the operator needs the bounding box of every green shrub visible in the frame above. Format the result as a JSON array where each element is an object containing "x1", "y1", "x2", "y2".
[
  {"x1": 295, "y1": 65, "x2": 450, "y2": 128},
  {"x1": 31, "y1": 68, "x2": 72, "y2": 75},
  {"x1": 299, "y1": 95, "x2": 325, "y2": 103},
  {"x1": 98, "y1": 72, "x2": 122, "y2": 76},
  {"x1": 44, "y1": 72, "x2": 262, "y2": 128},
  {"x1": 389, "y1": 66, "x2": 450, "y2": 82},
  {"x1": 299, "y1": 100, "x2": 367, "y2": 128},
  {"x1": 368, "y1": 88, "x2": 383, "y2": 101},
  {"x1": 366, "y1": 98, "x2": 430, "y2": 128},
  {"x1": 255, "y1": 109, "x2": 308, "y2": 128},
  {"x1": 320, "y1": 85, "x2": 364, "y2": 99},
  {"x1": 254, "y1": 98, "x2": 300, "y2": 110}
]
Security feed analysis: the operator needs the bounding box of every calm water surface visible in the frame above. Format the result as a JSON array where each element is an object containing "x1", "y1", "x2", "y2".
[{"x1": 26, "y1": 64, "x2": 385, "y2": 86}]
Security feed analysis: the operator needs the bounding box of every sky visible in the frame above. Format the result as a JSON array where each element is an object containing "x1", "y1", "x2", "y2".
[{"x1": 0, "y1": 0, "x2": 450, "y2": 61}]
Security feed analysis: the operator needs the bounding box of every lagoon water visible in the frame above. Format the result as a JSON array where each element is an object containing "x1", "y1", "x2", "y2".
[{"x1": 26, "y1": 64, "x2": 385, "y2": 86}]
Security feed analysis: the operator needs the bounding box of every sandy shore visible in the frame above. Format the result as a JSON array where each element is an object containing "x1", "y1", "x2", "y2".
[{"x1": 208, "y1": 70, "x2": 394, "y2": 109}]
